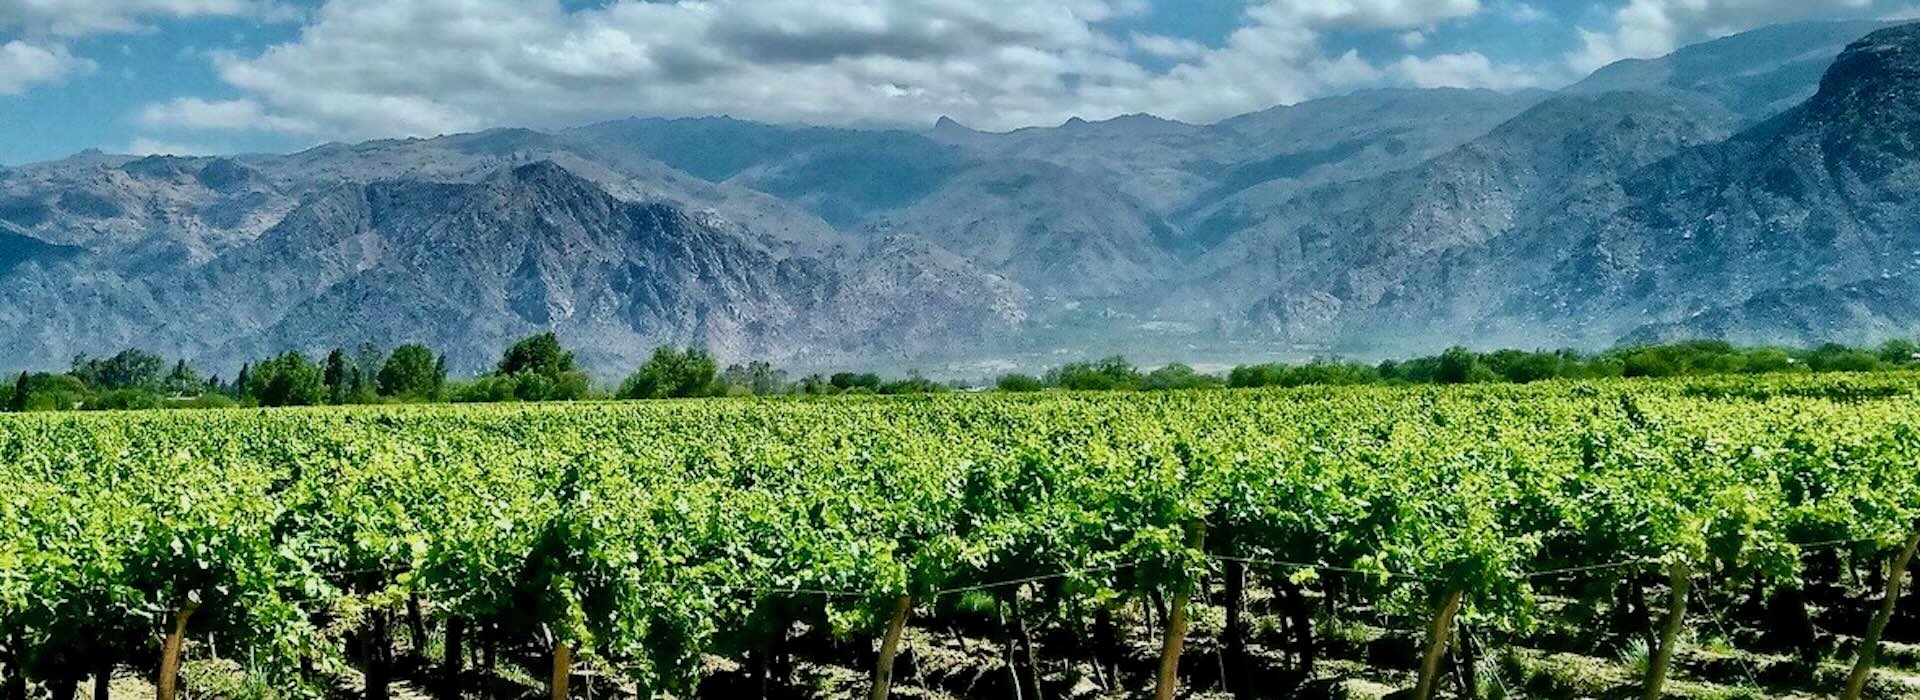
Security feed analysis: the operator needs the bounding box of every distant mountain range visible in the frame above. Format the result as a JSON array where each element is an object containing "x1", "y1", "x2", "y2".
[{"x1": 2, "y1": 19, "x2": 1915, "y2": 376}]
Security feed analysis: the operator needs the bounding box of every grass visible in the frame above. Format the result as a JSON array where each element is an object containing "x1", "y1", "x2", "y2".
[
  {"x1": 181, "y1": 659, "x2": 321, "y2": 700},
  {"x1": 1615, "y1": 637, "x2": 1652, "y2": 680}
]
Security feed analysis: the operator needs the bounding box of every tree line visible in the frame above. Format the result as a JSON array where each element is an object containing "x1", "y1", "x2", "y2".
[
  {"x1": 0, "y1": 334, "x2": 955, "y2": 412},
  {"x1": 6, "y1": 337, "x2": 1920, "y2": 411}
]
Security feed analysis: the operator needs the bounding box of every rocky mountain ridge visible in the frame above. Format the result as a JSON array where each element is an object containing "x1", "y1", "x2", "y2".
[{"x1": 0, "y1": 20, "x2": 1913, "y2": 375}]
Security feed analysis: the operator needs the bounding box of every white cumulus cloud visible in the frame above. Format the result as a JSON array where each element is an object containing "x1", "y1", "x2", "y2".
[
  {"x1": 0, "y1": 0, "x2": 292, "y2": 36},
  {"x1": 0, "y1": 40, "x2": 91, "y2": 94},
  {"x1": 1568, "y1": 0, "x2": 1877, "y2": 74},
  {"x1": 139, "y1": 96, "x2": 317, "y2": 133},
  {"x1": 0, "y1": 0, "x2": 296, "y2": 95},
  {"x1": 1391, "y1": 51, "x2": 1545, "y2": 90},
  {"x1": 1132, "y1": 31, "x2": 1207, "y2": 59},
  {"x1": 126, "y1": 0, "x2": 1537, "y2": 141},
  {"x1": 1258, "y1": 0, "x2": 1481, "y2": 29}
]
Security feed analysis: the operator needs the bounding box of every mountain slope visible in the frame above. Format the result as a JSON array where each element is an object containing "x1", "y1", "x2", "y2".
[
  {"x1": 1621, "y1": 274, "x2": 1920, "y2": 347},
  {"x1": 1354, "y1": 22, "x2": 1920, "y2": 350},
  {"x1": 1566, "y1": 19, "x2": 1900, "y2": 123},
  {"x1": 1597, "y1": 23, "x2": 1920, "y2": 345},
  {"x1": 0, "y1": 227, "x2": 82, "y2": 274},
  {"x1": 0, "y1": 20, "x2": 1913, "y2": 373},
  {"x1": 1180, "y1": 88, "x2": 1736, "y2": 343},
  {"x1": 203, "y1": 162, "x2": 1027, "y2": 372},
  {"x1": 0, "y1": 162, "x2": 1026, "y2": 374},
  {"x1": 865, "y1": 159, "x2": 1180, "y2": 299}
]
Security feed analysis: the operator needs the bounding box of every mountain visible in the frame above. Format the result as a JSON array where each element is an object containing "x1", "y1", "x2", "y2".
[
  {"x1": 1585, "y1": 22, "x2": 1920, "y2": 346},
  {"x1": 1621, "y1": 275, "x2": 1920, "y2": 347},
  {"x1": 1340, "y1": 22, "x2": 1920, "y2": 351},
  {"x1": 1183, "y1": 89, "x2": 1737, "y2": 328},
  {"x1": 0, "y1": 227, "x2": 81, "y2": 274},
  {"x1": 862, "y1": 159, "x2": 1181, "y2": 299},
  {"x1": 1565, "y1": 19, "x2": 1901, "y2": 124},
  {"x1": 567, "y1": 88, "x2": 1552, "y2": 292},
  {"x1": 564, "y1": 118, "x2": 968, "y2": 231},
  {"x1": 0, "y1": 20, "x2": 1913, "y2": 375},
  {"x1": 0, "y1": 161, "x2": 1025, "y2": 374}
]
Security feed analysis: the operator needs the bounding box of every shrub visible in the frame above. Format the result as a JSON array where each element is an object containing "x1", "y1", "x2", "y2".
[{"x1": 996, "y1": 373, "x2": 1046, "y2": 392}]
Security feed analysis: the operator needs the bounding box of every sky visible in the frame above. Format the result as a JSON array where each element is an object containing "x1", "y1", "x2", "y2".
[{"x1": 0, "y1": 0, "x2": 1915, "y2": 164}]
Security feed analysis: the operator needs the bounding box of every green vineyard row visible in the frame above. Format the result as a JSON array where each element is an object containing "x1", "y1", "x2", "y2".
[{"x1": 3, "y1": 373, "x2": 1919, "y2": 698}]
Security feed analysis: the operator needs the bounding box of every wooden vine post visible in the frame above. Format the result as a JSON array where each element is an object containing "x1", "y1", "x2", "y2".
[
  {"x1": 550, "y1": 642, "x2": 572, "y2": 700},
  {"x1": 1643, "y1": 561, "x2": 1692, "y2": 700},
  {"x1": 1153, "y1": 521, "x2": 1207, "y2": 700},
  {"x1": 442, "y1": 617, "x2": 465, "y2": 700},
  {"x1": 93, "y1": 658, "x2": 112, "y2": 700},
  {"x1": 868, "y1": 595, "x2": 914, "y2": 700},
  {"x1": 1842, "y1": 531, "x2": 1920, "y2": 700},
  {"x1": 156, "y1": 602, "x2": 198, "y2": 700},
  {"x1": 1413, "y1": 588, "x2": 1465, "y2": 700},
  {"x1": 1222, "y1": 557, "x2": 1247, "y2": 697}
]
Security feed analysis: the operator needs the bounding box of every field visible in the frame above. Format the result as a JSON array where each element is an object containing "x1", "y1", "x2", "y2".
[{"x1": 4, "y1": 374, "x2": 1920, "y2": 699}]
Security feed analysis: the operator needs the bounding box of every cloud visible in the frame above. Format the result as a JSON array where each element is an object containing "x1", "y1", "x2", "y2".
[
  {"x1": 125, "y1": 136, "x2": 217, "y2": 156},
  {"x1": 139, "y1": 96, "x2": 317, "y2": 133},
  {"x1": 1132, "y1": 32, "x2": 1207, "y2": 59},
  {"x1": 1073, "y1": 0, "x2": 1490, "y2": 120},
  {"x1": 1258, "y1": 0, "x2": 1481, "y2": 29},
  {"x1": 1391, "y1": 51, "x2": 1545, "y2": 90},
  {"x1": 0, "y1": 0, "x2": 289, "y2": 37},
  {"x1": 0, "y1": 40, "x2": 92, "y2": 94},
  {"x1": 1568, "y1": 0, "x2": 1876, "y2": 74},
  {"x1": 133, "y1": 0, "x2": 1523, "y2": 140},
  {"x1": 0, "y1": 1, "x2": 295, "y2": 96},
  {"x1": 1397, "y1": 30, "x2": 1427, "y2": 49},
  {"x1": 1497, "y1": 2, "x2": 1549, "y2": 23}
]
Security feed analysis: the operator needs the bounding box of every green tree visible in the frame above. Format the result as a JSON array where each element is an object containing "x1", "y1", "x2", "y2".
[
  {"x1": 70, "y1": 349, "x2": 165, "y2": 390},
  {"x1": 1141, "y1": 364, "x2": 1224, "y2": 391},
  {"x1": 1804, "y1": 344, "x2": 1882, "y2": 373},
  {"x1": 619, "y1": 347, "x2": 719, "y2": 400},
  {"x1": 232, "y1": 363, "x2": 250, "y2": 399},
  {"x1": 245, "y1": 352, "x2": 326, "y2": 407},
  {"x1": 7, "y1": 372, "x2": 26, "y2": 412},
  {"x1": 323, "y1": 349, "x2": 355, "y2": 404},
  {"x1": 87, "y1": 390, "x2": 162, "y2": 411},
  {"x1": 796, "y1": 374, "x2": 837, "y2": 395},
  {"x1": 160, "y1": 360, "x2": 203, "y2": 396},
  {"x1": 487, "y1": 333, "x2": 590, "y2": 402},
  {"x1": 9, "y1": 373, "x2": 88, "y2": 411},
  {"x1": 723, "y1": 361, "x2": 787, "y2": 396},
  {"x1": 1481, "y1": 350, "x2": 1565, "y2": 383},
  {"x1": 996, "y1": 373, "x2": 1045, "y2": 392},
  {"x1": 878, "y1": 374, "x2": 946, "y2": 395},
  {"x1": 1735, "y1": 348, "x2": 1796, "y2": 374},
  {"x1": 1434, "y1": 347, "x2": 1482, "y2": 384},
  {"x1": 1876, "y1": 338, "x2": 1920, "y2": 364},
  {"x1": 1227, "y1": 364, "x2": 1287, "y2": 388},
  {"x1": 1620, "y1": 349, "x2": 1679, "y2": 378},
  {"x1": 497, "y1": 332, "x2": 575, "y2": 377},
  {"x1": 1048, "y1": 356, "x2": 1140, "y2": 391},
  {"x1": 378, "y1": 344, "x2": 445, "y2": 400},
  {"x1": 352, "y1": 344, "x2": 386, "y2": 393},
  {"x1": 830, "y1": 372, "x2": 882, "y2": 392}
]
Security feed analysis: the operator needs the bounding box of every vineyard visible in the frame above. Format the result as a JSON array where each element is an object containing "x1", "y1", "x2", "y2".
[{"x1": 3, "y1": 374, "x2": 1920, "y2": 700}]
